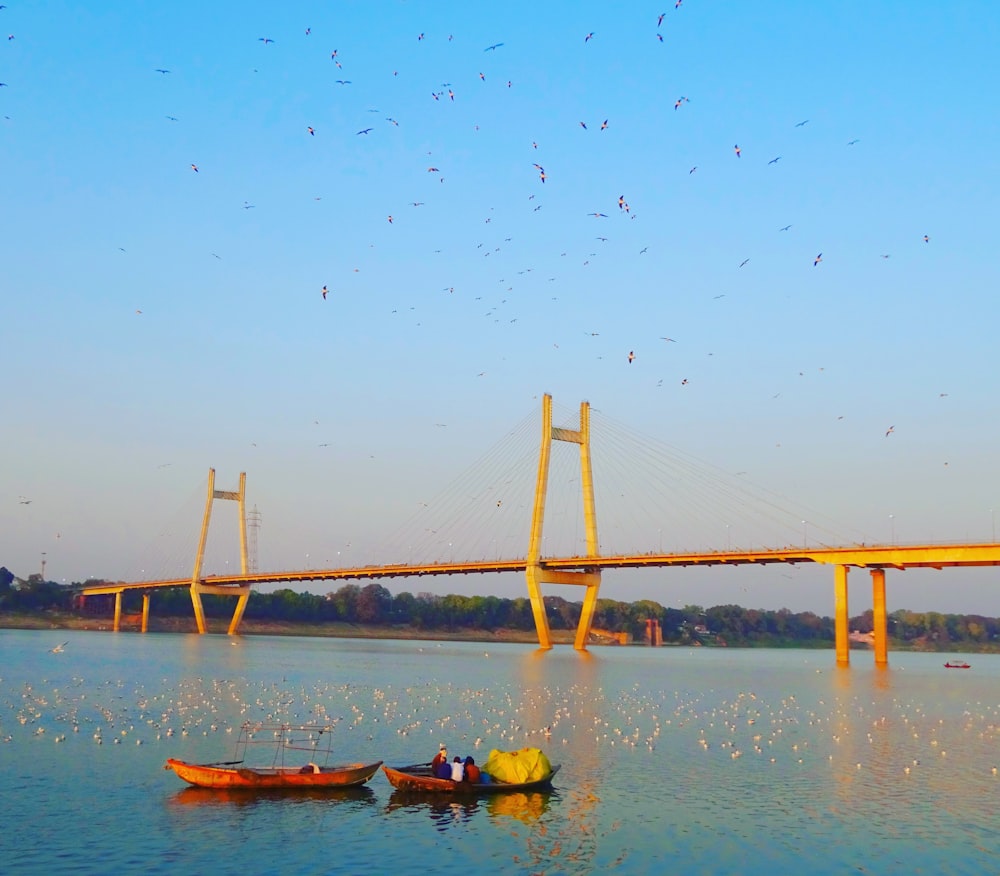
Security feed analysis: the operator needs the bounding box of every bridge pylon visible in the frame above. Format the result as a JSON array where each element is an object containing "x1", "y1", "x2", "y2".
[
  {"x1": 527, "y1": 394, "x2": 602, "y2": 650},
  {"x1": 190, "y1": 468, "x2": 252, "y2": 635}
]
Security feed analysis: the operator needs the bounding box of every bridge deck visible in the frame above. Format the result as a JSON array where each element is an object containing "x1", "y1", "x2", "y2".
[{"x1": 78, "y1": 543, "x2": 1000, "y2": 595}]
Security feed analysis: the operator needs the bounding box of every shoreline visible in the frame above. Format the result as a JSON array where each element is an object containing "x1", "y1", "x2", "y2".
[
  {"x1": 0, "y1": 611, "x2": 580, "y2": 645},
  {"x1": 1, "y1": 611, "x2": 985, "y2": 653}
]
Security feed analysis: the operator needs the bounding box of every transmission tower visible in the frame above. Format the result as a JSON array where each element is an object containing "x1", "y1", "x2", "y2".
[{"x1": 247, "y1": 505, "x2": 261, "y2": 573}]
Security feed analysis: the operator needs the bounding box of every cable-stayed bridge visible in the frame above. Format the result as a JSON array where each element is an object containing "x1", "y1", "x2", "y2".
[{"x1": 78, "y1": 395, "x2": 1000, "y2": 664}]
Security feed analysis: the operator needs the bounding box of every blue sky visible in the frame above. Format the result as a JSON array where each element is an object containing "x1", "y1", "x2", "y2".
[{"x1": 3, "y1": 1, "x2": 999, "y2": 616}]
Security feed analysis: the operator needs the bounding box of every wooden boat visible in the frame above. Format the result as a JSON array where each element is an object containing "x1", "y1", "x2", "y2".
[
  {"x1": 164, "y1": 721, "x2": 381, "y2": 790},
  {"x1": 944, "y1": 661, "x2": 971, "y2": 669},
  {"x1": 382, "y1": 763, "x2": 560, "y2": 794},
  {"x1": 165, "y1": 758, "x2": 383, "y2": 789}
]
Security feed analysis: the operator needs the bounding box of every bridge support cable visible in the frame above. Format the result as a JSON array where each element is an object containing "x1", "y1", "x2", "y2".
[
  {"x1": 191, "y1": 468, "x2": 251, "y2": 635},
  {"x1": 527, "y1": 394, "x2": 602, "y2": 651}
]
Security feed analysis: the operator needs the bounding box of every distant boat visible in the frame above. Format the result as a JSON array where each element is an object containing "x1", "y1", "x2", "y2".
[
  {"x1": 164, "y1": 721, "x2": 381, "y2": 790},
  {"x1": 944, "y1": 661, "x2": 971, "y2": 669}
]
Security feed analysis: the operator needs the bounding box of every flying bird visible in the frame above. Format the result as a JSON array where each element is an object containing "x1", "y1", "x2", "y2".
[
  {"x1": 356, "y1": 128, "x2": 372, "y2": 135},
  {"x1": 795, "y1": 119, "x2": 809, "y2": 127},
  {"x1": 734, "y1": 144, "x2": 741, "y2": 158},
  {"x1": 585, "y1": 32, "x2": 594, "y2": 42},
  {"x1": 600, "y1": 119, "x2": 608, "y2": 130},
  {"x1": 190, "y1": 163, "x2": 199, "y2": 172},
  {"x1": 813, "y1": 253, "x2": 823, "y2": 266},
  {"x1": 387, "y1": 215, "x2": 393, "y2": 223},
  {"x1": 658, "y1": 13, "x2": 666, "y2": 26},
  {"x1": 779, "y1": 224, "x2": 792, "y2": 231},
  {"x1": 768, "y1": 156, "x2": 781, "y2": 164},
  {"x1": 49, "y1": 642, "x2": 68, "y2": 653},
  {"x1": 307, "y1": 126, "x2": 315, "y2": 135},
  {"x1": 922, "y1": 234, "x2": 930, "y2": 243},
  {"x1": 885, "y1": 425, "x2": 895, "y2": 437},
  {"x1": 589, "y1": 212, "x2": 608, "y2": 218},
  {"x1": 484, "y1": 43, "x2": 503, "y2": 51},
  {"x1": 847, "y1": 139, "x2": 860, "y2": 146},
  {"x1": 258, "y1": 37, "x2": 275, "y2": 44},
  {"x1": 154, "y1": 69, "x2": 170, "y2": 74},
  {"x1": 321, "y1": 285, "x2": 328, "y2": 299},
  {"x1": 579, "y1": 121, "x2": 587, "y2": 129},
  {"x1": 628, "y1": 350, "x2": 636, "y2": 363}
]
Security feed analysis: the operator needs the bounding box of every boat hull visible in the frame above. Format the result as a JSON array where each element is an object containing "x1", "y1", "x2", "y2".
[
  {"x1": 382, "y1": 763, "x2": 560, "y2": 794},
  {"x1": 165, "y1": 758, "x2": 383, "y2": 790}
]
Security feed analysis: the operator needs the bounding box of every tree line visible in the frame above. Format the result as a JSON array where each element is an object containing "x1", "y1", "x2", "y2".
[{"x1": 3, "y1": 567, "x2": 999, "y2": 648}]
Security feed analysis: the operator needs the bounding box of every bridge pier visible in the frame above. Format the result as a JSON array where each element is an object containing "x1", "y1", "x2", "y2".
[
  {"x1": 190, "y1": 468, "x2": 250, "y2": 635},
  {"x1": 113, "y1": 591, "x2": 122, "y2": 632},
  {"x1": 526, "y1": 395, "x2": 602, "y2": 650},
  {"x1": 834, "y1": 564, "x2": 850, "y2": 665},
  {"x1": 871, "y1": 568, "x2": 888, "y2": 666}
]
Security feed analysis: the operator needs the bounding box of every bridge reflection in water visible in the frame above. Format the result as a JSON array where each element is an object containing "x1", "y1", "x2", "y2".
[{"x1": 78, "y1": 395, "x2": 1000, "y2": 665}]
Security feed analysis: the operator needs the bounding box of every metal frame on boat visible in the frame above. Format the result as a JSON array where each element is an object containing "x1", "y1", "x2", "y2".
[{"x1": 164, "y1": 721, "x2": 382, "y2": 790}]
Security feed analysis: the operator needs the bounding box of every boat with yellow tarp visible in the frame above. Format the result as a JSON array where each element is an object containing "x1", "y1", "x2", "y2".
[{"x1": 383, "y1": 747, "x2": 560, "y2": 794}]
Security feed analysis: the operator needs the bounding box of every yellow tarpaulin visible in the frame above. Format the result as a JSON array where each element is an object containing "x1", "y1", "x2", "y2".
[{"x1": 484, "y1": 747, "x2": 552, "y2": 783}]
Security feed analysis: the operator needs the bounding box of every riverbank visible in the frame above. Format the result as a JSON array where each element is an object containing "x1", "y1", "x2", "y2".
[{"x1": 0, "y1": 610, "x2": 580, "y2": 644}]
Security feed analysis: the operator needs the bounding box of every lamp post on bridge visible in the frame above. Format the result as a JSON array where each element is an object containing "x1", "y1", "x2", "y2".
[
  {"x1": 889, "y1": 514, "x2": 895, "y2": 545},
  {"x1": 991, "y1": 509, "x2": 996, "y2": 543},
  {"x1": 801, "y1": 520, "x2": 808, "y2": 548}
]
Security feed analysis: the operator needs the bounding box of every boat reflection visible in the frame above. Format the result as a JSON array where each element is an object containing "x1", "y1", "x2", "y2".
[
  {"x1": 169, "y1": 784, "x2": 377, "y2": 809},
  {"x1": 385, "y1": 790, "x2": 481, "y2": 831},
  {"x1": 384, "y1": 788, "x2": 557, "y2": 830},
  {"x1": 486, "y1": 790, "x2": 556, "y2": 823}
]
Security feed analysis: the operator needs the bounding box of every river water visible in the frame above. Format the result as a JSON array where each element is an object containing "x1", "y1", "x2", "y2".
[{"x1": 1, "y1": 630, "x2": 998, "y2": 874}]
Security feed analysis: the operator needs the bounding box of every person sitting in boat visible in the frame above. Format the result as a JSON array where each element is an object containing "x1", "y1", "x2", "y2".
[
  {"x1": 431, "y1": 743, "x2": 448, "y2": 773},
  {"x1": 450, "y1": 756, "x2": 465, "y2": 782},
  {"x1": 462, "y1": 756, "x2": 481, "y2": 784}
]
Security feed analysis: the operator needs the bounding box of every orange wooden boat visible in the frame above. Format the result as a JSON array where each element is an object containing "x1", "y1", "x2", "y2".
[
  {"x1": 164, "y1": 721, "x2": 381, "y2": 790},
  {"x1": 382, "y1": 763, "x2": 560, "y2": 794},
  {"x1": 165, "y1": 757, "x2": 382, "y2": 789}
]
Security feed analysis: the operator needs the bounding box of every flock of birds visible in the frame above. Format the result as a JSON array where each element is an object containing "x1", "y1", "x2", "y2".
[
  {"x1": 2, "y1": 3, "x2": 960, "y2": 572},
  {"x1": 5, "y1": 640, "x2": 997, "y2": 798}
]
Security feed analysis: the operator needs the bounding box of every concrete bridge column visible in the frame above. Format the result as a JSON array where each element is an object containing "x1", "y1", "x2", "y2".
[
  {"x1": 113, "y1": 591, "x2": 123, "y2": 632},
  {"x1": 141, "y1": 593, "x2": 150, "y2": 633},
  {"x1": 871, "y1": 569, "x2": 888, "y2": 666},
  {"x1": 834, "y1": 565, "x2": 849, "y2": 665}
]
